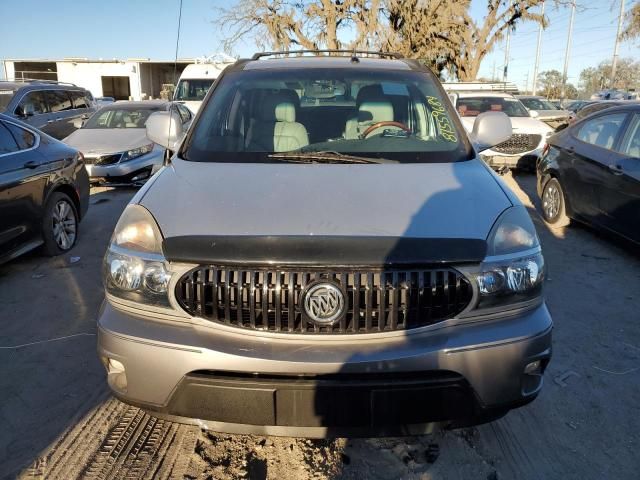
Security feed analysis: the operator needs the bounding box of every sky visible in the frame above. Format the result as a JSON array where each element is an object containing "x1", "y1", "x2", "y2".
[{"x1": 0, "y1": 0, "x2": 638, "y2": 91}]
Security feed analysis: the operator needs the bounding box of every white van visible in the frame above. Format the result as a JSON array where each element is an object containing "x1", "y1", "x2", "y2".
[{"x1": 174, "y1": 57, "x2": 234, "y2": 114}]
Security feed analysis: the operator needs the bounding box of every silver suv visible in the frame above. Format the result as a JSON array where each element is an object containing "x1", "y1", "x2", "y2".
[{"x1": 97, "y1": 51, "x2": 552, "y2": 437}]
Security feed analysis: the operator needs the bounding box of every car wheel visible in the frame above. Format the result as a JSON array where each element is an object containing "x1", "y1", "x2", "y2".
[
  {"x1": 541, "y1": 178, "x2": 570, "y2": 227},
  {"x1": 42, "y1": 192, "x2": 79, "y2": 256}
]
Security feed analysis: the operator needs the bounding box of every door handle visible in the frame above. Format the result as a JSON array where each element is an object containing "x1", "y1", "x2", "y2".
[
  {"x1": 47, "y1": 120, "x2": 55, "y2": 124},
  {"x1": 608, "y1": 164, "x2": 624, "y2": 175},
  {"x1": 23, "y1": 160, "x2": 40, "y2": 169}
]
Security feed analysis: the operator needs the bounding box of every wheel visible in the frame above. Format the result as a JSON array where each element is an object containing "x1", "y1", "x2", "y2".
[
  {"x1": 541, "y1": 178, "x2": 570, "y2": 227},
  {"x1": 42, "y1": 192, "x2": 79, "y2": 256}
]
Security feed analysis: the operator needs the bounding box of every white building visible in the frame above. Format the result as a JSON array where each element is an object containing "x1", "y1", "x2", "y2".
[{"x1": 2, "y1": 58, "x2": 198, "y2": 100}]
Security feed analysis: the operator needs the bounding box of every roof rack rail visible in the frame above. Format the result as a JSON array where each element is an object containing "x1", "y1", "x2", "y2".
[
  {"x1": 6, "y1": 78, "x2": 78, "y2": 87},
  {"x1": 251, "y1": 50, "x2": 404, "y2": 60}
]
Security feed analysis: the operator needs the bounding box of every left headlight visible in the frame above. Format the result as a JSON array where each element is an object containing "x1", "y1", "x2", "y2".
[
  {"x1": 121, "y1": 143, "x2": 154, "y2": 162},
  {"x1": 468, "y1": 206, "x2": 545, "y2": 313},
  {"x1": 103, "y1": 204, "x2": 172, "y2": 307}
]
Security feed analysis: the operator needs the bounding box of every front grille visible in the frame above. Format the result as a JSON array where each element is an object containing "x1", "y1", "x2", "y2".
[
  {"x1": 175, "y1": 267, "x2": 473, "y2": 334},
  {"x1": 84, "y1": 153, "x2": 122, "y2": 166},
  {"x1": 492, "y1": 134, "x2": 542, "y2": 154}
]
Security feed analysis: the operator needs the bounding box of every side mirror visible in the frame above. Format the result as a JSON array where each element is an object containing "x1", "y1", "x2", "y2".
[
  {"x1": 146, "y1": 111, "x2": 185, "y2": 150},
  {"x1": 471, "y1": 111, "x2": 512, "y2": 152},
  {"x1": 72, "y1": 118, "x2": 85, "y2": 129},
  {"x1": 529, "y1": 110, "x2": 540, "y2": 118}
]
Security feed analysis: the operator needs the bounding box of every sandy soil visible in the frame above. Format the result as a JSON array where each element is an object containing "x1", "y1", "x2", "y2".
[{"x1": 1, "y1": 173, "x2": 639, "y2": 480}]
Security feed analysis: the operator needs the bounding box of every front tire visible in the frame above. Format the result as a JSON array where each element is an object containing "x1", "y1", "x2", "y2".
[
  {"x1": 42, "y1": 192, "x2": 79, "y2": 256},
  {"x1": 541, "y1": 178, "x2": 570, "y2": 227}
]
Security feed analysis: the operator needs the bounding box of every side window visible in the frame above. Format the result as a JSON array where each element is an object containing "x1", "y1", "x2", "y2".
[
  {"x1": 618, "y1": 114, "x2": 640, "y2": 158},
  {"x1": 177, "y1": 104, "x2": 192, "y2": 124},
  {"x1": 70, "y1": 91, "x2": 89, "y2": 109},
  {"x1": 0, "y1": 121, "x2": 20, "y2": 155},
  {"x1": 4, "y1": 122, "x2": 36, "y2": 150},
  {"x1": 575, "y1": 113, "x2": 627, "y2": 151},
  {"x1": 15, "y1": 91, "x2": 49, "y2": 116},
  {"x1": 46, "y1": 90, "x2": 73, "y2": 113}
]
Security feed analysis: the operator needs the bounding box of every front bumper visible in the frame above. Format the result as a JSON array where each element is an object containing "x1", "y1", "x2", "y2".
[
  {"x1": 97, "y1": 301, "x2": 552, "y2": 437},
  {"x1": 85, "y1": 148, "x2": 164, "y2": 184}
]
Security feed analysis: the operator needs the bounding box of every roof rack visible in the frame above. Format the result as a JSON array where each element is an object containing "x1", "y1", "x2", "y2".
[
  {"x1": 5, "y1": 78, "x2": 78, "y2": 87},
  {"x1": 251, "y1": 50, "x2": 404, "y2": 60}
]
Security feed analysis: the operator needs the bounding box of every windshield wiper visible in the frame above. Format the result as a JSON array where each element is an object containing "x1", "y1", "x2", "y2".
[{"x1": 268, "y1": 151, "x2": 389, "y2": 164}]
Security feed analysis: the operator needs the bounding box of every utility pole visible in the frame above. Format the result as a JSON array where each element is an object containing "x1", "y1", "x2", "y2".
[
  {"x1": 503, "y1": 26, "x2": 511, "y2": 82},
  {"x1": 561, "y1": 1, "x2": 576, "y2": 100},
  {"x1": 532, "y1": 0, "x2": 545, "y2": 95},
  {"x1": 611, "y1": 0, "x2": 626, "y2": 89},
  {"x1": 524, "y1": 71, "x2": 530, "y2": 93}
]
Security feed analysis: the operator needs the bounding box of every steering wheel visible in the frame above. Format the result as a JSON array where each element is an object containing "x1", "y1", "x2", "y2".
[{"x1": 360, "y1": 121, "x2": 411, "y2": 139}]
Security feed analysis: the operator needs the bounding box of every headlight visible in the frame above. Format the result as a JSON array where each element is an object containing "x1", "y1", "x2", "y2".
[
  {"x1": 103, "y1": 204, "x2": 172, "y2": 307},
  {"x1": 121, "y1": 143, "x2": 154, "y2": 162},
  {"x1": 469, "y1": 206, "x2": 545, "y2": 313}
]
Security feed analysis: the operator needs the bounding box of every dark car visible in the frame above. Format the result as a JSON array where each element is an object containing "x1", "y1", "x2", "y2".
[
  {"x1": 537, "y1": 103, "x2": 640, "y2": 244},
  {"x1": 0, "y1": 113, "x2": 89, "y2": 264},
  {"x1": 573, "y1": 101, "x2": 629, "y2": 123},
  {"x1": 0, "y1": 80, "x2": 96, "y2": 140}
]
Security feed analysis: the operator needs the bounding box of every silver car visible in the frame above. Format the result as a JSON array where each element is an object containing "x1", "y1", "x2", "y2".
[
  {"x1": 64, "y1": 100, "x2": 192, "y2": 185},
  {"x1": 97, "y1": 52, "x2": 552, "y2": 437}
]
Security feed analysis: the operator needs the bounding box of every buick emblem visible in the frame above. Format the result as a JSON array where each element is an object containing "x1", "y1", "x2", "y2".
[{"x1": 303, "y1": 283, "x2": 345, "y2": 325}]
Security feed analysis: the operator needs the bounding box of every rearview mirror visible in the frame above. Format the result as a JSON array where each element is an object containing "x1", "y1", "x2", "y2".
[
  {"x1": 146, "y1": 111, "x2": 185, "y2": 150},
  {"x1": 471, "y1": 111, "x2": 512, "y2": 152},
  {"x1": 22, "y1": 104, "x2": 35, "y2": 117}
]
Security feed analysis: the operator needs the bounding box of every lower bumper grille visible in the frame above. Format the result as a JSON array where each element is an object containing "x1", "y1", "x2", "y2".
[
  {"x1": 84, "y1": 153, "x2": 122, "y2": 166},
  {"x1": 492, "y1": 134, "x2": 542, "y2": 154},
  {"x1": 175, "y1": 266, "x2": 473, "y2": 334}
]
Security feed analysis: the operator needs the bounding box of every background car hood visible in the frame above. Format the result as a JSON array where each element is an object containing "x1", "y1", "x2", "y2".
[
  {"x1": 460, "y1": 116, "x2": 553, "y2": 134},
  {"x1": 532, "y1": 109, "x2": 571, "y2": 120},
  {"x1": 141, "y1": 158, "x2": 512, "y2": 242},
  {"x1": 63, "y1": 128, "x2": 149, "y2": 155}
]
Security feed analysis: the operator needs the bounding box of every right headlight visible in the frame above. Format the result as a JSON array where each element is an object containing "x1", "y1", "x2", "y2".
[
  {"x1": 469, "y1": 206, "x2": 545, "y2": 312},
  {"x1": 103, "y1": 204, "x2": 172, "y2": 307}
]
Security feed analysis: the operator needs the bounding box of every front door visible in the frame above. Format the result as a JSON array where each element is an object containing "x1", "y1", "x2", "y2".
[{"x1": 569, "y1": 112, "x2": 628, "y2": 225}]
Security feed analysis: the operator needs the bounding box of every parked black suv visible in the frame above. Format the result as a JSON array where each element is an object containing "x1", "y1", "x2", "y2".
[
  {"x1": 0, "y1": 80, "x2": 96, "y2": 140},
  {"x1": 0, "y1": 113, "x2": 89, "y2": 264}
]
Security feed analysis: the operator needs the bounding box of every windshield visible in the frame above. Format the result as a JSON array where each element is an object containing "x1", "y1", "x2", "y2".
[
  {"x1": 182, "y1": 69, "x2": 472, "y2": 163},
  {"x1": 175, "y1": 79, "x2": 215, "y2": 101},
  {"x1": 0, "y1": 89, "x2": 16, "y2": 111},
  {"x1": 456, "y1": 96, "x2": 530, "y2": 118},
  {"x1": 520, "y1": 98, "x2": 558, "y2": 111},
  {"x1": 84, "y1": 107, "x2": 161, "y2": 129}
]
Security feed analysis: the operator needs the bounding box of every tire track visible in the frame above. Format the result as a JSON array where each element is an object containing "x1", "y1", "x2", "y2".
[{"x1": 19, "y1": 396, "x2": 195, "y2": 480}]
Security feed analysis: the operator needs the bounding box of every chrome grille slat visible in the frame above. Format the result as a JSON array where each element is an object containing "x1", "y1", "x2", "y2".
[{"x1": 176, "y1": 266, "x2": 473, "y2": 335}]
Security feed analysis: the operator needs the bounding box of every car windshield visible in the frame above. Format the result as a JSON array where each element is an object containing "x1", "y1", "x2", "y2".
[
  {"x1": 520, "y1": 98, "x2": 558, "y2": 111},
  {"x1": 456, "y1": 96, "x2": 530, "y2": 118},
  {"x1": 182, "y1": 68, "x2": 472, "y2": 163},
  {"x1": 83, "y1": 107, "x2": 161, "y2": 129},
  {"x1": 175, "y1": 79, "x2": 215, "y2": 101},
  {"x1": 0, "y1": 89, "x2": 16, "y2": 111}
]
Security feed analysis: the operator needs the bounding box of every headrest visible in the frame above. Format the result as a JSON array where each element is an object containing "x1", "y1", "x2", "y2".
[
  {"x1": 256, "y1": 90, "x2": 299, "y2": 122},
  {"x1": 358, "y1": 100, "x2": 394, "y2": 123},
  {"x1": 356, "y1": 84, "x2": 385, "y2": 105},
  {"x1": 490, "y1": 104, "x2": 502, "y2": 111}
]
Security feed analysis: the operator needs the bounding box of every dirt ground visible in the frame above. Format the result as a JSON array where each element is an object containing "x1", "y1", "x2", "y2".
[{"x1": 1, "y1": 173, "x2": 639, "y2": 480}]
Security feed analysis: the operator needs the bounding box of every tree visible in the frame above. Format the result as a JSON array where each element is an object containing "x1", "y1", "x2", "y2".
[
  {"x1": 215, "y1": 0, "x2": 571, "y2": 80},
  {"x1": 452, "y1": 0, "x2": 548, "y2": 81},
  {"x1": 537, "y1": 70, "x2": 563, "y2": 98},
  {"x1": 621, "y1": 3, "x2": 640, "y2": 40},
  {"x1": 215, "y1": 0, "x2": 383, "y2": 52},
  {"x1": 579, "y1": 58, "x2": 640, "y2": 94}
]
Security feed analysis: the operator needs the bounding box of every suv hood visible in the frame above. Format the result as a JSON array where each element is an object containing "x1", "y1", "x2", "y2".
[
  {"x1": 141, "y1": 158, "x2": 512, "y2": 244},
  {"x1": 461, "y1": 116, "x2": 553, "y2": 134},
  {"x1": 63, "y1": 128, "x2": 149, "y2": 155}
]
